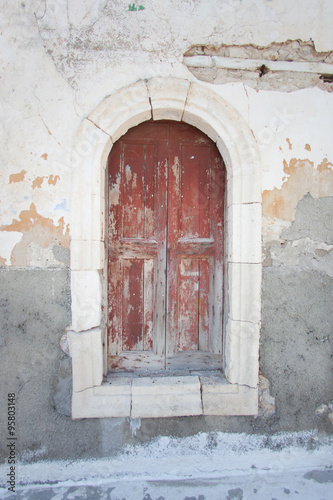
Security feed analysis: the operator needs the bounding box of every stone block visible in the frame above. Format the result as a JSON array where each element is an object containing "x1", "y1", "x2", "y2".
[
  {"x1": 72, "y1": 380, "x2": 132, "y2": 419},
  {"x1": 71, "y1": 240, "x2": 105, "y2": 271},
  {"x1": 183, "y1": 82, "x2": 231, "y2": 142},
  {"x1": 224, "y1": 318, "x2": 260, "y2": 388},
  {"x1": 227, "y1": 203, "x2": 262, "y2": 263},
  {"x1": 148, "y1": 77, "x2": 190, "y2": 121},
  {"x1": 71, "y1": 270, "x2": 101, "y2": 332},
  {"x1": 72, "y1": 119, "x2": 111, "y2": 196},
  {"x1": 228, "y1": 262, "x2": 261, "y2": 323},
  {"x1": 71, "y1": 191, "x2": 104, "y2": 241},
  {"x1": 183, "y1": 82, "x2": 254, "y2": 150},
  {"x1": 131, "y1": 376, "x2": 202, "y2": 418},
  {"x1": 68, "y1": 328, "x2": 104, "y2": 392},
  {"x1": 88, "y1": 81, "x2": 152, "y2": 143},
  {"x1": 226, "y1": 164, "x2": 262, "y2": 205},
  {"x1": 201, "y1": 377, "x2": 258, "y2": 415}
]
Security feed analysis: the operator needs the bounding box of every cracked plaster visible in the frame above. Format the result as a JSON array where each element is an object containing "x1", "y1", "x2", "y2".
[
  {"x1": 264, "y1": 194, "x2": 333, "y2": 276},
  {"x1": 0, "y1": 0, "x2": 332, "y2": 454},
  {"x1": 26, "y1": 1, "x2": 333, "y2": 109},
  {"x1": 184, "y1": 40, "x2": 333, "y2": 92}
]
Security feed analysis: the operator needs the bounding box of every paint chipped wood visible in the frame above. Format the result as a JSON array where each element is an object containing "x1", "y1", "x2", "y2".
[{"x1": 107, "y1": 121, "x2": 225, "y2": 372}]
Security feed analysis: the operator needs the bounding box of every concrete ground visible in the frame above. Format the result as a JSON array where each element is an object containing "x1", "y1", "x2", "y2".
[
  {"x1": 1, "y1": 432, "x2": 332, "y2": 499},
  {"x1": 1, "y1": 467, "x2": 333, "y2": 499}
]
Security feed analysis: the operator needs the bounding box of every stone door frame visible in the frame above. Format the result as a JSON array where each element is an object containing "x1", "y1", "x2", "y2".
[{"x1": 67, "y1": 78, "x2": 262, "y2": 418}]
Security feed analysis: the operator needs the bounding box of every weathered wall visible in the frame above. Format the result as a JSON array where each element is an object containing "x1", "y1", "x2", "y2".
[{"x1": 1, "y1": 0, "x2": 333, "y2": 463}]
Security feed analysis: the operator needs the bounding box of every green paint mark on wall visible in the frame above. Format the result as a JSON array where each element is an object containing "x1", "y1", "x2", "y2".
[{"x1": 128, "y1": 3, "x2": 145, "y2": 11}]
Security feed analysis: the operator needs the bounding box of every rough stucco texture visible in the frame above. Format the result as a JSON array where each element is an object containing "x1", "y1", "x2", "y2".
[
  {"x1": 261, "y1": 266, "x2": 333, "y2": 430},
  {"x1": 0, "y1": 269, "x2": 102, "y2": 462},
  {"x1": 261, "y1": 194, "x2": 333, "y2": 430}
]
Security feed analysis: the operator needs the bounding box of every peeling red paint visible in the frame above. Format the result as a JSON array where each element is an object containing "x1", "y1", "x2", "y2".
[
  {"x1": 107, "y1": 121, "x2": 225, "y2": 372},
  {"x1": 41, "y1": 153, "x2": 48, "y2": 160},
  {"x1": 305, "y1": 144, "x2": 311, "y2": 151},
  {"x1": 286, "y1": 138, "x2": 292, "y2": 150},
  {"x1": 9, "y1": 170, "x2": 27, "y2": 184}
]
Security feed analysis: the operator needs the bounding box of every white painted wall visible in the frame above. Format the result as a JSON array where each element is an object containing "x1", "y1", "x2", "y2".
[{"x1": 1, "y1": 0, "x2": 333, "y2": 267}]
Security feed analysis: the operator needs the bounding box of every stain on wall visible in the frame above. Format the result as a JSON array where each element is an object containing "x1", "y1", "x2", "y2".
[
  {"x1": 48, "y1": 175, "x2": 60, "y2": 186},
  {"x1": 31, "y1": 175, "x2": 61, "y2": 188},
  {"x1": 286, "y1": 138, "x2": 292, "y2": 150},
  {"x1": 0, "y1": 203, "x2": 70, "y2": 267},
  {"x1": 32, "y1": 176, "x2": 45, "y2": 189},
  {"x1": 262, "y1": 157, "x2": 333, "y2": 221},
  {"x1": 9, "y1": 170, "x2": 27, "y2": 184}
]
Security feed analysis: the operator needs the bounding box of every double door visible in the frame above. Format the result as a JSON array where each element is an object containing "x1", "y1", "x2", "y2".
[{"x1": 107, "y1": 120, "x2": 225, "y2": 372}]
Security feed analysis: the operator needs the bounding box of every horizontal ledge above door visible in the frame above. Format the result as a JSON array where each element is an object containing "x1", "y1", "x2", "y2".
[{"x1": 183, "y1": 55, "x2": 333, "y2": 75}]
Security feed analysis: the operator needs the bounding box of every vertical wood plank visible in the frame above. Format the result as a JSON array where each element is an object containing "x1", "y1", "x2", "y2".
[
  {"x1": 180, "y1": 146, "x2": 200, "y2": 237},
  {"x1": 143, "y1": 258, "x2": 154, "y2": 351},
  {"x1": 209, "y1": 149, "x2": 225, "y2": 354},
  {"x1": 108, "y1": 140, "x2": 123, "y2": 356},
  {"x1": 108, "y1": 258, "x2": 122, "y2": 355},
  {"x1": 198, "y1": 147, "x2": 211, "y2": 239},
  {"x1": 144, "y1": 144, "x2": 155, "y2": 239},
  {"x1": 153, "y1": 139, "x2": 168, "y2": 360},
  {"x1": 122, "y1": 259, "x2": 144, "y2": 351},
  {"x1": 166, "y1": 125, "x2": 181, "y2": 354},
  {"x1": 198, "y1": 258, "x2": 210, "y2": 351},
  {"x1": 179, "y1": 259, "x2": 199, "y2": 350},
  {"x1": 123, "y1": 144, "x2": 144, "y2": 239}
]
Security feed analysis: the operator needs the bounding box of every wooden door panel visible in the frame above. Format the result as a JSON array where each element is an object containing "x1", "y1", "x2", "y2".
[
  {"x1": 123, "y1": 144, "x2": 145, "y2": 238},
  {"x1": 122, "y1": 259, "x2": 144, "y2": 351},
  {"x1": 108, "y1": 129, "x2": 167, "y2": 371},
  {"x1": 166, "y1": 123, "x2": 225, "y2": 369},
  {"x1": 143, "y1": 258, "x2": 154, "y2": 351},
  {"x1": 108, "y1": 121, "x2": 225, "y2": 372},
  {"x1": 179, "y1": 258, "x2": 200, "y2": 351},
  {"x1": 177, "y1": 257, "x2": 210, "y2": 352},
  {"x1": 198, "y1": 258, "x2": 210, "y2": 351},
  {"x1": 180, "y1": 145, "x2": 210, "y2": 238}
]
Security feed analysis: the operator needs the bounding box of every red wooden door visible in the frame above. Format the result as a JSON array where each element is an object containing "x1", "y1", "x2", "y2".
[{"x1": 107, "y1": 121, "x2": 225, "y2": 372}]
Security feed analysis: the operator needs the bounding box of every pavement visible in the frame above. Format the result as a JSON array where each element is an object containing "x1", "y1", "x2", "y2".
[
  {"x1": 1, "y1": 467, "x2": 333, "y2": 499},
  {"x1": 1, "y1": 432, "x2": 332, "y2": 499}
]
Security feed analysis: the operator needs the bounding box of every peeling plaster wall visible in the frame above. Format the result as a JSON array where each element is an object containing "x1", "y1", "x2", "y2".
[
  {"x1": 1, "y1": 0, "x2": 333, "y2": 463},
  {"x1": 183, "y1": 41, "x2": 333, "y2": 92}
]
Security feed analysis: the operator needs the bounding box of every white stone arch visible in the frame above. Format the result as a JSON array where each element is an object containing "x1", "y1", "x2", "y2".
[{"x1": 68, "y1": 78, "x2": 262, "y2": 418}]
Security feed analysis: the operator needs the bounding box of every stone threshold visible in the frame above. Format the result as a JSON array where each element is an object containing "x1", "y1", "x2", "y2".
[{"x1": 72, "y1": 371, "x2": 257, "y2": 419}]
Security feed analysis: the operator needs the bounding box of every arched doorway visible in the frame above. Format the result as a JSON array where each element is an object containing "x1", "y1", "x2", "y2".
[
  {"x1": 69, "y1": 78, "x2": 261, "y2": 418},
  {"x1": 107, "y1": 120, "x2": 226, "y2": 372}
]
